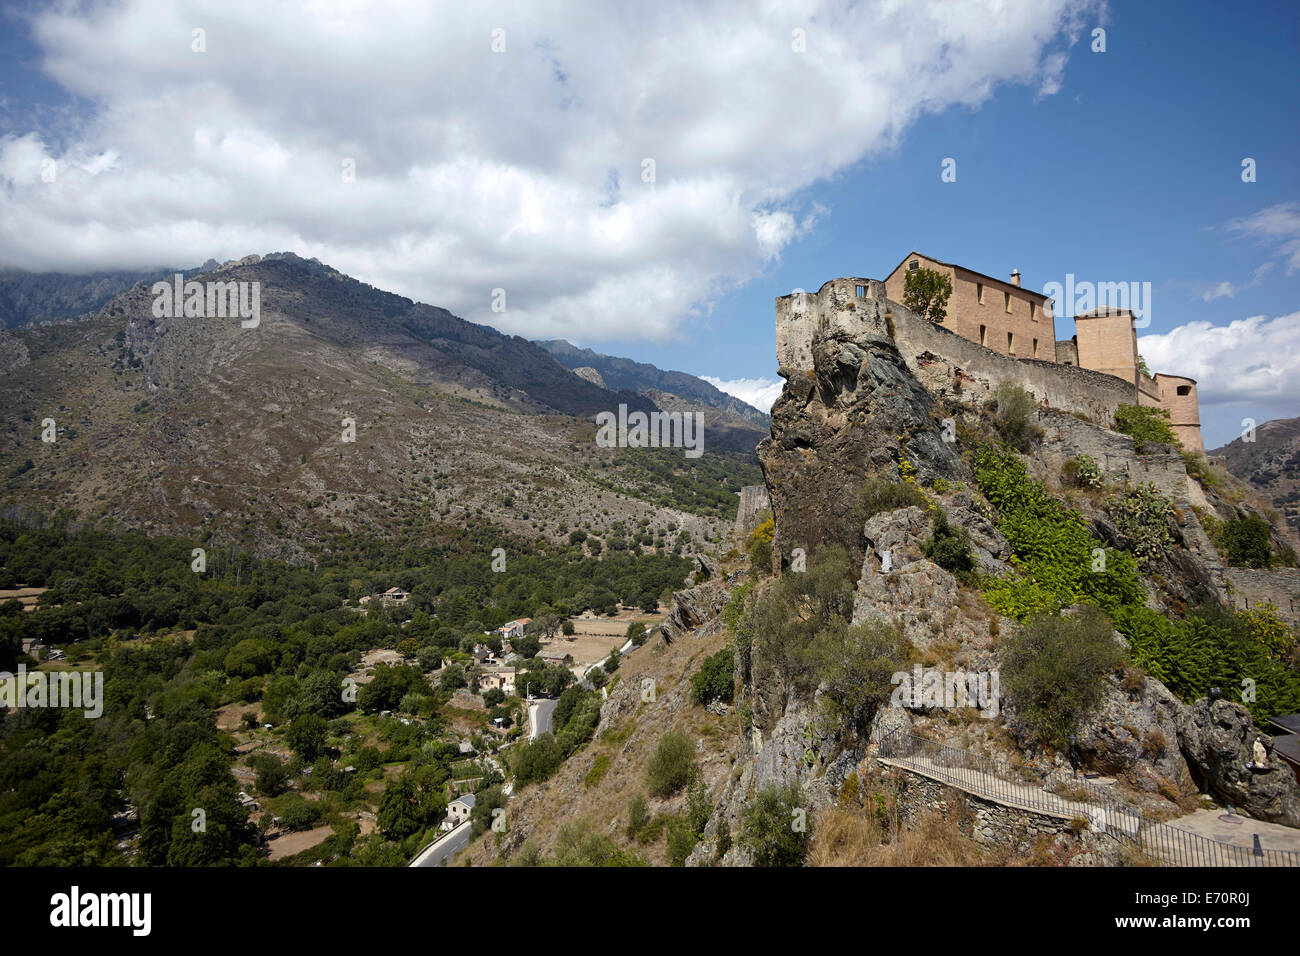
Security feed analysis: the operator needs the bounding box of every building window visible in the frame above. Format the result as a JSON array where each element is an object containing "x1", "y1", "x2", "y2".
[
  {"x1": 1004, "y1": 291, "x2": 1011, "y2": 313},
  {"x1": 856, "y1": 285, "x2": 866, "y2": 298},
  {"x1": 1033, "y1": 338, "x2": 1039, "y2": 357},
  {"x1": 977, "y1": 282, "x2": 984, "y2": 305},
  {"x1": 909, "y1": 259, "x2": 919, "y2": 271},
  {"x1": 1007, "y1": 332, "x2": 1014, "y2": 354},
  {"x1": 1030, "y1": 301, "x2": 1037, "y2": 321},
  {"x1": 979, "y1": 325, "x2": 986, "y2": 347},
  {"x1": 1177, "y1": 385, "x2": 1191, "y2": 396}
]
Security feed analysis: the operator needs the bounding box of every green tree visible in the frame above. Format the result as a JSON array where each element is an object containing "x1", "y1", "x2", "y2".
[
  {"x1": 286, "y1": 713, "x2": 328, "y2": 762},
  {"x1": 902, "y1": 266, "x2": 953, "y2": 323}
]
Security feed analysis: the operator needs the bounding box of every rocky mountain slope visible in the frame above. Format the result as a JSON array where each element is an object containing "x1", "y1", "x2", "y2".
[
  {"x1": 538, "y1": 339, "x2": 771, "y2": 428},
  {"x1": 1211, "y1": 416, "x2": 1300, "y2": 534},
  {"x1": 469, "y1": 291, "x2": 1300, "y2": 868},
  {"x1": 0, "y1": 253, "x2": 759, "y2": 559},
  {"x1": 0, "y1": 266, "x2": 188, "y2": 328}
]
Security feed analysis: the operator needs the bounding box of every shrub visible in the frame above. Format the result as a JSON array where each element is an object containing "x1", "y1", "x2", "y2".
[
  {"x1": 989, "y1": 382, "x2": 1041, "y2": 452},
  {"x1": 975, "y1": 444, "x2": 1143, "y2": 619},
  {"x1": 747, "y1": 515, "x2": 775, "y2": 576},
  {"x1": 1000, "y1": 606, "x2": 1125, "y2": 750},
  {"x1": 741, "y1": 782, "x2": 810, "y2": 867},
  {"x1": 278, "y1": 796, "x2": 323, "y2": 832},
  {"x1": 734, "y1": 546, "x2": 857, "y2": 694},
  {"x1": 626, "y1": 794, "x2": 650, "y2": 840},
  {"x1": 1062, "y1": 454, "x2": 1103, "y2": 489},
  {"x1": 922, "y1": 510, "x2": 976, "y2": 583},
  {"x1": 803, "y1": 619, "x2": 909, "y2": 737},
  {"x1": 646, "y1": 731, "x2": 695, "y2": 797},
  {"x1": 1114, "y1": 603, "x2": 1300, "y2": 723},
  {"x1": 512, "y1": 734, "x2": 563, "y2": 787},
  {"x1": 1240, "y1": 603, "x2": 1297, "y2": 662},
  {"x1": 859, "y1": 477, "x2": 928, "y2": 523},
  {"x1": 1107, "y1": 483, "x2": 1174, "y2": 567},
  {"x1": 1182, "y1": 452, "x2": 1222, "y2": 491},
  {"x1": 1114, "y1": 404, "x2": 1178, "y2": 451},
  {"x1": 690, "y1": 647, "x2": 735, "y2": 705},
  {"x1": 1220, "y1": 515, "x2": 1272, "y2": 568},
  {"x1": 626, "y1": 621, "x2": 647, "y2": 646}
]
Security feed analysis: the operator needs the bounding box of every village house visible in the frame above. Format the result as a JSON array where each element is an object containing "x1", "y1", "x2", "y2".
[
  {"x1": 497, "y1": 618, "x2": 530, "y2": 641},
  {"x1": 442, "y1": 793, "x2": 476, "y2": 831},
  {"x1": 481, "y1": 667, "x2": 517, "y2": 695}
]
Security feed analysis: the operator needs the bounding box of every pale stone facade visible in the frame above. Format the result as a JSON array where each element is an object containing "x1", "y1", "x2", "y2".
[{"x1": 884, "y1": 252, "x2": 1055, "y2": 361}]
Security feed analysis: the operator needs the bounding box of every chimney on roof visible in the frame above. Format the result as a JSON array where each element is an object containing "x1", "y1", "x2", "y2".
[{"x1": 1010, "y1": 269, "x2": 1021, "y2": 288}]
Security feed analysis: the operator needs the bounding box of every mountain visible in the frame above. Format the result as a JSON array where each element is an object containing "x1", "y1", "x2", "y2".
[
  {"x1": 1210, "y1": 416, "x2": 1300, "y2": 534},
  {"x1": 537, "y1": 339, "x2": 771, "y2": 426},
  {"x1": 0, "y1": 266, "x2": 189, "y2": 328},
  {"x1": 0, "y1": 253, "x2": 759, "y2": 559}
]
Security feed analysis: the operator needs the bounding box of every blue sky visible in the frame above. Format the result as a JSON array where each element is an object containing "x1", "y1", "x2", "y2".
[
  {"x1": 617, "y1": 0, "x2": 1300, "y2": 448},
  {"x1": 1, "y1": 1, "x2": 1297, "y2": 448}
]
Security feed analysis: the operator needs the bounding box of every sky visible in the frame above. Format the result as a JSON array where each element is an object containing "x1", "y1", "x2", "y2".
[{"x1": 0, "y1": 0, "x2": 1297, "y2": 448}]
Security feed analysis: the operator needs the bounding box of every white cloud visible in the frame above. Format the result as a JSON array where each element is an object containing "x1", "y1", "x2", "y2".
[
  {"x1": 1139, "y1": 311, "x2": 1300, "y2": 407},
  {"x1": 1200, "y1": 281, "x2": 1235, "y2": 301},
  {"x1": 1225, "y1": 201, "x2": 1300, "y2": 275},
  {"x1": 702, "y1": 375, "x2": 784, "y2": 413},
  {"x1": 0, "y1": 0, "x2": 1099, "y2": 342}
]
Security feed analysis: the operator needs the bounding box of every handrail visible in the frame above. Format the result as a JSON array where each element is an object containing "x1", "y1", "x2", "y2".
[{"x1": 877, "y1": 729, "x2": 1300, "y2": 867}]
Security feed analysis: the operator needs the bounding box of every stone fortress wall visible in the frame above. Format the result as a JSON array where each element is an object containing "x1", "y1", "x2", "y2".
[
  {"x1": 786, "y1": 255, "x2": 1205, "y2": 454},
  {"x1": 776, "y1": 275, "x2": 1204, "y2": 453},
  {"x1": 776, "y1": 278, "x2": 1140, "y2": 428}
]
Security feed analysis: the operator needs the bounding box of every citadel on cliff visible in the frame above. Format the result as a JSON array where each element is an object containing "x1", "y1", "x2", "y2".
[{"x1": 776, "y1": 251, "x2": 1204, "y2": 453}]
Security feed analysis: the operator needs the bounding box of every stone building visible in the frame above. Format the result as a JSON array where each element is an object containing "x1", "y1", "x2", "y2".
[
  {"x1": 862, "y1": 252, "x2": 1202, "y2": 452},
  {"x1": 775, "y1": 270, "x2": 1204, "y2": 453},
  {"x1": 883, "y1": 252, "x2": 1055, "y2": 361}
]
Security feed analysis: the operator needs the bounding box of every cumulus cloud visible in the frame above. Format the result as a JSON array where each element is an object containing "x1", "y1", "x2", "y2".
[
  {"x1": 1139, "y1": 312, "x2": 1300, "y2": 407},
  {"x1": 1200, "y1": 281, "x2": 1235, "y2": 301},
  {"x1": 0, "y1": 0, "x2": 1099, "y2": 342},
  {"x1": 702, "y1": 375, "x2": 784, "y2": 413}
]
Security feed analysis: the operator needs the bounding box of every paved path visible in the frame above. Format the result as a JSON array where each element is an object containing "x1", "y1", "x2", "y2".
[
  {"x1": 1146, "y1": 809, "x2": 1300, "y2": 865},
  {"x1": 410, "y1": 821, "x2": 471, "y2": 867},
  {"x1": 528, "y1": 698, "x2": 557, "y2": 740},
  {"x1": 879, "y1": 754, "x2": 1141, "y2": 836},
  {"x1": 880, "y1": 752, "x2": 1300, "y2": 866}
]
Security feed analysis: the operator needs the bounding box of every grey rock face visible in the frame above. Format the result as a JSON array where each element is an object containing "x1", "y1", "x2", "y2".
[
  {"x1": 1178, "y1": 697, "x2": 1300, "y2": 827},
  {"x1": 659, "y1": 569, "x2": 727, "y2": 644},
  {"x1": 571, "y1": 366, "x2": 606, "y2": 389},
  {"x1": 758, "y1": 328, "x2": 966, "y2": 572},
  {"x1": 1073, "y1": 672, "x2": 1197, "y2": 797}
]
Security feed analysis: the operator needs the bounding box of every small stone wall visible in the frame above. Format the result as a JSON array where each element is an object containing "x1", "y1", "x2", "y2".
[{"x1": 877, "y1": 762, "x2": 1125, "y2": 864}]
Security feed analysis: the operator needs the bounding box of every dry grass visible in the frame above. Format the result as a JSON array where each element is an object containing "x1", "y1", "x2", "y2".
[{"x1": 807, "y1": 805, "x2": 999, "y2": 866}]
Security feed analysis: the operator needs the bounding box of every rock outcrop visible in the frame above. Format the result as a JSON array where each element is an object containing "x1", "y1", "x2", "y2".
[
  {"x1": 758, "y1": 327, "x2": 964, "y2": 570},
  {"x1": 1178, "y1": 697, "x2": 1300, "y2": 826}
]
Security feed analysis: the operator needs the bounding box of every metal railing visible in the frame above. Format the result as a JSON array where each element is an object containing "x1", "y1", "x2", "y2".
[{"x1": 877, "y1": 729, "x2": 1300, "y2": 867}]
